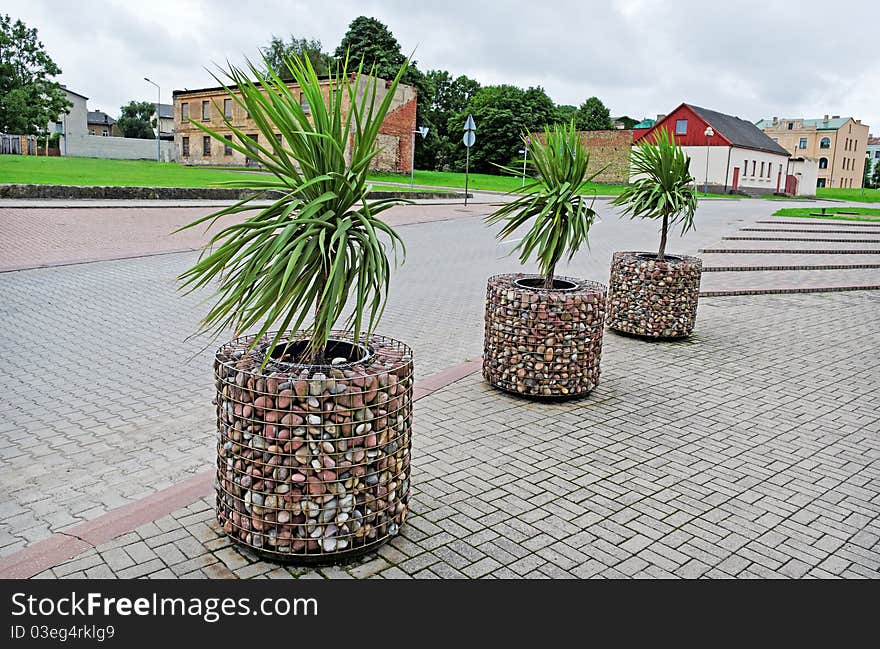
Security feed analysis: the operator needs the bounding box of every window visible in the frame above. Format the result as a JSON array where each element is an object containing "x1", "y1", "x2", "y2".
[
  {"x1": 202, "y1": 100, "x2": 210, "y2": 121},
  {"x1": 675, "y1": 119, "x2": 687, "y2": 135},
  {"x1": 300, "y1": 92, "x2": 310, "y2": 115},
  {"x1": 760, "y1": 161, "x2": 765, "y2": 177},
  {"x1": 744, "y1": 160, "x2": 748, "y2": 176},
  {"x1": 203, "y1": 135, "x2": 211, "y2": 156},
  {"x1": 88, "y1": 128, "x2": 94, "y2": 135},
  {"x1": 819, "y1": 137, "x2": 830, "y2": 149},
  {"x1": 798, "y1": 137, "x2": 807, "y2": 149},
  {"x1": 182, "y1": 136, "x2": 190, "y2": 156},
  {"x1": 275, "y1": 133, "x2": 283, "y2": 146},
  {"x1": 181, "y1": 102, "x2": 189, "y2": 119},
  {"x1": 224, "y1": 137, "x2": 232, "y2": 156},
  {"x1": 772, "y1": 137, "x2": 778, "y2": 143},
  {"x1": 817, "y1": 178, "x2": 826, "y2": 188},
  {"x1": 819, "y1": 157, "x2": 828, "y2": 169},
  {"x1": 751, "y1": 161, "x2": 756, "y2": 176},
  {"x1": 787, "y1": 122, "x2": 794, "y2": 130},
  {"x1": 875, "y1": 151, "x2": 880, "y2": 159},
  {"x1": 224, "y1": 98, "x2": 232, "y2": 119},
  {"x1": 245, "y1": 133, "x2": 259, "y2": 165},
  {"x1": 102, "y1": 129, "x2": 108, "y2": 137}
]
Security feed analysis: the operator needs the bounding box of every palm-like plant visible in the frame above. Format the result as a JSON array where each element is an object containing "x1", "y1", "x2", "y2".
[
  {"x1": 177, "y1": 54, "x2": 408, "y2": 364},
  {"x1": 612, "y1": 127, "x2": 698, "y2": 261},
  {"x1": 486, "y1": 122, "x2": 600, "y2": 289}
]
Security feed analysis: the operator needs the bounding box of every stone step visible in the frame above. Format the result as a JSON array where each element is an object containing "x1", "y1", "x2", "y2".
[
  {"x1": 760, "y1": 219, "x2": 880, "y2": 228},
  {"x1": 699, "y1": 268, "x2": 880, "y2": 293},
  {"x1": 723, "y1": 236, "x2": 880, "y2": 243},
  {"x1": 698, "y1": 252, "x2": 880, "y2": 267}
]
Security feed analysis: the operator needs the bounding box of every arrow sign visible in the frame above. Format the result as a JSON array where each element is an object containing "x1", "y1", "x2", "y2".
[
  {"x1": 418, "y1": 126, "x2": 429, "y2": 138},
  {"x1": 464, "y1": 114, "x2": 476, "y2": 132},
  {"x1": 463, "y1": 131, "x2": 475, "y2": 148}
]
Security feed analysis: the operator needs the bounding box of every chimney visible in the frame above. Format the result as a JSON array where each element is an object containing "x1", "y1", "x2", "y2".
[
  {"x1": 772, "y1": 116, "x2": 778, "y2": 124},
  {"x1": 656, "y1": 113, "x2": 666, "y2": 122},
  {"x1": 832, "y1": 115, "x2": 840, "y2": 119},
  {"x1": 823, "y1": 115, "x2": 829, "y2": 122},
  {"x1": 856, "y1": 119, "x2": 861, "y2": 124}
]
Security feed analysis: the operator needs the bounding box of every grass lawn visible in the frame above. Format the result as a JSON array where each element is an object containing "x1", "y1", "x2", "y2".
[
  {"x1": 816, "y1": 187, "x2": 880, "y2": 203},
  {"x1": 773, "y1": 207, "x2": 880, "y2": 222}
]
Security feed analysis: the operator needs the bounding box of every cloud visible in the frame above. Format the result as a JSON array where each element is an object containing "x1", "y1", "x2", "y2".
[{"x1": 4, "y1": 0, "x2": 879, "y2": 130}]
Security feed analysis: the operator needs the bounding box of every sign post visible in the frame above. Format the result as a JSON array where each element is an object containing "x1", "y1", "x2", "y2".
[
  {"x1": 463, "y1": 114, "x2": 476, "y2": 206},
  {"x1": 411, "y1": 126, "x2": 429, "y2": 187}
]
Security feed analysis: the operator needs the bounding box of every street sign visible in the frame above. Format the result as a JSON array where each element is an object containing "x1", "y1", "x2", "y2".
[
  {"x1": 464, "y1": 114, "x2": 476, "y2": 132},
  {"x1": 462, "y1": 115, "x2": 477, "y2": 206},
  {"x1": 463, "y1": 131, "x2": 475, "y2": 148},
  {"x1": 418, "y1": 126, "x2": 429, "y2": 138}
]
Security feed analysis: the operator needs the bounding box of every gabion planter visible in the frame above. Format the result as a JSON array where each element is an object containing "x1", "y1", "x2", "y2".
[
  {"x1": 214, "y1": 331, "x2": 413, "y2": 563},
  {"x1": 606, "y1": 251, "x2": 702, "y2": 338},
  {"x1": 483, "y1": 273, "x2": 607, "y2": 398}
]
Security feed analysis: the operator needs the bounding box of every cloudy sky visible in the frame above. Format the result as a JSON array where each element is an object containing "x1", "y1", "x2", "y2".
[{"x1": 7, "y1": 0, "x2": 880, "y2": 131}]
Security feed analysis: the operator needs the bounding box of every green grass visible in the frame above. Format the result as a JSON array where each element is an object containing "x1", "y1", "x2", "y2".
[
  {"x1": 773, "y1": 207, "x2": 880, "y2": 222},
  {"x1": 816, "y1": 187, "x2": 880, "y2": 203}
]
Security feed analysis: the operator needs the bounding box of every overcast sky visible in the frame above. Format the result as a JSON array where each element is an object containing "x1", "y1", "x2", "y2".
[{"x1": 6, "y1": 0, "x2": 879, "y2": 131}]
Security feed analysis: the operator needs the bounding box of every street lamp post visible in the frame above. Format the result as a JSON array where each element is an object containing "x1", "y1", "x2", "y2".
[
  {"x1": 411, "y1": 126, "x2": 429, "y2": 187},
  {"x1": 703, "y1": 126, "x2": 714, "y2": 195},
  {"x1": 144, "y1": 77, "x2": 161, "y2": 162},
  {"x1": 519, "y1": 135, "x2": 531, "y2": 187}
]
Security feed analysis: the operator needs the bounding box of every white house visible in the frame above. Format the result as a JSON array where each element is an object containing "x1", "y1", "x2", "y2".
[
  {"x1": 633, "y1": 103, "x2": 814, "y2": 196},
  {"x1": 47, "y1": 87, "x2": 89, "y2": 155}
]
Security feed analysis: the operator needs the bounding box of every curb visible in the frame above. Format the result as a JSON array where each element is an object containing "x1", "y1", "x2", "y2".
[
  {"x1": 722, "y1": 237, "x2": 880, "y2": 243},
  {"x1": 0, "y1": 358, "x2": 484, "y2": 579},
  {"x1": 701, "y1": 285, "x2": 880, "y2": 297},
  {"x1": 700, "y1": 249, "x2": 880, "y2": 254},
  {"x1": 702, "y1": 264, "x2": 880, "y2": 272}
]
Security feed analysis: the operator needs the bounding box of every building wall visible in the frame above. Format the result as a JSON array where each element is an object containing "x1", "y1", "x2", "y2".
[
  {"x1": 789, "y1": 158, "x2": 819, "y2": 195},
  {"x1": 866, "y1": 139, "x2": 880, "y2": 177},
  {"x1": 760, "y1": 118, "x2": 870, "y2": 189},
  {"x1": 578, "y1": 130, "x2": 633, "y2": 183},
  {"x1": 172, "y1": 76, "x2": 417, "y2": 173},
  {"x1": 65, "y1": 134, "x2": 176, "y2": 161},
  {"x1": 634, "y1": 104, "x2": 733, "y2": 148},
  {"x1": 47, "y1": 90, "x2": 89, "y2": 155}
]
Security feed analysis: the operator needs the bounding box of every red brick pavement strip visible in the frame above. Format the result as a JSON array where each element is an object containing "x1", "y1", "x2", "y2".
[
  {"x1": 701, "y1": 285, "x2": 880, "y2": 297},
  {"x1": 703, "y1": 264, "x2": 880, "y2": 271},
  {"x1": 0, "y1": 204, "x2": 493, "y2": 273},
  {"x1": 0, "y1": 359, "x2": 484, "y2": 579},
  {"x1": 700, "y1": 249, "x2": 880, "y2": 254},
  {"x1": 761, "y1": 220, "x2": 880, "y2": 227},
  {"x1": 723, "y1": 237, "x2": 880, "y2": 243}
]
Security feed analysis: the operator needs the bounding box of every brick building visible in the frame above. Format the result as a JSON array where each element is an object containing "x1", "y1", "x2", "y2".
[
  {"x1": 530, "y1": 129, "x2": 634, "y2": 184},
  {"x1": 172, "y1": 76, "x2": 417, "y2": 173}
]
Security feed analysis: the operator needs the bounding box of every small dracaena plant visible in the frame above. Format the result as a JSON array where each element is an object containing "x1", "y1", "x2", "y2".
[
  {"x1": 611, "y1": 127, "x2": 698, "y2": 260},
  {"x1": 177, "y1": 53, "x2": 410, "y2": 364},
  {"x1": 485, "y1": 121, "x2": 601, "y2": 289}
]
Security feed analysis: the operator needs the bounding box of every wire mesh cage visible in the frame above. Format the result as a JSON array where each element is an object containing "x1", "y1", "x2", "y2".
[
  {"x1": 483, "y1": 273, "x2": 606, "y2": 398},
  {"x1": 606, "y1": 251, "x2": 702, "y2": 338},
  {"x1": 214, "y1": 331, "x2": 413, "y2": 562}
]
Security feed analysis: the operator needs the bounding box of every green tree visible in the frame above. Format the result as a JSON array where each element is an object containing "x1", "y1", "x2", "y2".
[
  {"x1": 419, "y1": 70, "x2": 480, "y2": 170},
  {"x1": 575, "y1": 96, "x2": 613, "y2": 131},
  {"x1": 871, "y1": 158, "x2": 880, "y2": 189},
  {"x1": 261, "y1": 35, "x2": 331, "y2": 79},
  {"x1": 614, "y1": 115, "x2": 639, "y2": 129},
  {"x1": 486, "y1": 123, "x2": 600, "y2": 288},
  {"x1": 554, "y1": 104, "x2": 577, "y2": 125},
  {"x1": 863, "y1": 157, "x2": 873, "y2": 189},
  {"x1": 455, "y1": 84, "x2": 556, "y2": 173},
  {"x1": 117, "y1": 100, "x2": 155, "y2": 139},
  {"x1": 0, "y1": 14, "x2": 71, "y2": 135}
]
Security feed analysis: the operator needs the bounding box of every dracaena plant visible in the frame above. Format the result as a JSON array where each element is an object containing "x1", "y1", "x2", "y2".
[
  {"x1": 177, "y1": 54, "x2": 408, "y2": 364},
  {"x1": 612, "y1": 127, "x2": 698, "y2": 261},
  {"x1": 486, "y1": 121, "x2": 600, "y2": 289}
]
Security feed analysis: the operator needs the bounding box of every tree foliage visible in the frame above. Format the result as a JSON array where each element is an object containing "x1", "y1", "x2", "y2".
[
  {"x1": 576, "y1": 96, "x2": 613, "y2": 131},
  {"x1": 871, "y1": 157, "x2": 880, "y2": 189},
  {"x1": 611, "y1": 128, "x2": 698, "y2": 260},
  {"x1": 614, "y1": 115, "x2": 639, "y2": 130},
  {"x1": 262, "y1": 35, "x2": 332, "y2": 79},
  {"x1": 486, "y1": 122, "x2": 600, "y2": 287},
  {"x1": 418, "y1": 70, "x2": 480, "y2": 170},
  {"x1": 0, "y1": 14, "x2": 70, "y2": 135},
  {"x1": 178, "y1": 54, "x2": 409, "y2": 363},
  {"x1": 117, "y1": 100, "x2": 156, "y2": 139}
]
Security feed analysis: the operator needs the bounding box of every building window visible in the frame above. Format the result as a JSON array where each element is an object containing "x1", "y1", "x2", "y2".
[
  {"x1": 675, "y1": 119, "x2": 687, "y2": 135},
  {"x1": 760, "y1": 161, "x2": 765, "y2": 177},
  {"x1": 181, "y1": 102, "x2": 189, "y2": 119},
  {"x1": 202, "y1": 100, "x2": 210, "y2": 121},
  {"x1": 224, "y1": 137, "x2": 232, "y2": 156},
  {"x1": 772, "y1": 137, "x2": 778, "y2": 143},
  {"x1": 203, "y1": 136, "x2": 211, "y2": 156},
  {"x1": 224, "y1": 99, "x2": 232, "y2": 119},
  {"x1": 102, "y1": 129, "x2": 108, "y2": 136},
  {"x1": 817, "y1": 178, "x2": 826, "y2": 188},
  {"x1": 819, "y1": 137, "x2": 830, "y2": 149},
  {"x1": 182, "y1": 136, "x2": 190, "y2": 156},
  {"x1": 798, "y1": 137, "x2": 807, "y2": 149},
  {"x1": 275, "y1": 133, "x2": 283, "y2": 146},
  {"x1": 300, "y1": 92, "x2": 310, "y2": 115},
  {"x1": 819, "y1": 157, "x2": 828, "y2": 169},
  {"x1": 751, "y1": 161, "x2": 756, "y2": 176},
  {"x1": 787, "y1": 122, "x2": 794, "y2": 130},
  {"x1": 875, "y1": 151, "x2": 880, "y2": 159},
  {"x1": 744, "y1": 160, "x2": 748, "y2": 176}
]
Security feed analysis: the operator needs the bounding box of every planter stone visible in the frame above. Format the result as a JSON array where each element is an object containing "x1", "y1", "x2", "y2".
[
  {"x1": 606, "y1": 251, "x2": 702, "y2": 338},
  {"x1": 214, "y1": 331, "x2": 413, "y2": 563},
  {"x1": 483, "y1": 273, "x2": 607, "y2": 398}
]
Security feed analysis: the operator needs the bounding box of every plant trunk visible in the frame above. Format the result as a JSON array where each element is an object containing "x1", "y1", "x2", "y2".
[
  {"x1": 310, "y1": 270, "x2": 328, "y2": 365},
  {"x1": 543, "y1": 264, "x2": 556, "y2": 290},
  {"x1": 658, "y1": 211, "x2": 669, "y2": 261}
]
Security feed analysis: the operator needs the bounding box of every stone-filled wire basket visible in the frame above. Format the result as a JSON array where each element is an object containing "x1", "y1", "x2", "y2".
[
  {"x1": 483, "y1": 273, "x2": 607, "y2": 398},
  {"x1": 606, "y1": 251, "x2": 702, "y2": 338},
  {"x1": 214, "y1": 331, "x2": 413, "y2": 563}
]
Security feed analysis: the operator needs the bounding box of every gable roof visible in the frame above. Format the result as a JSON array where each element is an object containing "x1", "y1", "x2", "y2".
[
  {"x1": 686, "y1": 104, "x2": 790, "y2": 156},
  {"x1": 755, "y1": 116, "x2": 853, "y2": 131},
  {"x1": 632, "y1": 118, "x2": 656, "y2": 129},
  {"x1": 87, "y1": 110, "x2": 116, "y2": 125},
  {"x1": 156, "y1": 103, "x2": 173, "y2": 119}
]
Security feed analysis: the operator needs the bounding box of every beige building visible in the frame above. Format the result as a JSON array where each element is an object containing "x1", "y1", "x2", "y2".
[
  {"x1": 756, "y1": 116, "x2": 870, "y2": 189},
  {"x1": 172, "y1": 76, "x2": 417, "y2": 172}
]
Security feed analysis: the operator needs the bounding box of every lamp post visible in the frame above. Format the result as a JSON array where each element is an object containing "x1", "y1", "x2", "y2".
[
  {"x1": 144, "y1": 77, "x2": 161, "y2": 162},
  {"x1": 410, "y1": 126, "x2": 429, "y2": 187},
  {"x1": 703, "y1": 126, "x2": 714, "y2": 195},
  {"x1": 519, "y1": 135, "x2": 531, "y2": 187}
]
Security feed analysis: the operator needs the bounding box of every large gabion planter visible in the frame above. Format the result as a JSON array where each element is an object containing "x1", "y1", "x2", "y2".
[
  {"x1": 214, "y1": 331, "x2": 413, "y2": 563},
  {"x1": 483, "y1": 273, "x2": 606, "y2": 398},
  {"x1": 606, "y1": 251, "x2": 702, "y2": 338}
]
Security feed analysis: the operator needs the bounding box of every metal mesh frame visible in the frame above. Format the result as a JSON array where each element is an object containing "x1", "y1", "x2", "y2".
[
  {"x1": 214, "y1": 331, "x2": 414, "y2": 563},
  {"x1": 606, "y1": 251, "x2": 702, "y2": 338},
  {"x1": 483, "y1": 273, "x2": 607, "y2": 399}
]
